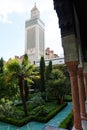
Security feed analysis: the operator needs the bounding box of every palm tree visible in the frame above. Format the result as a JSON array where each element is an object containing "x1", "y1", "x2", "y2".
[{"x1": 6, "y1": 54, "x2": 35, "y2": 116}]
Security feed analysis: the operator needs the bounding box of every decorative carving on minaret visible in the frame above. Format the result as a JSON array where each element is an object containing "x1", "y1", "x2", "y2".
[
  {"x1": 31, "y1": 3, "x2": 40, "y2": 19},
  {"x1": 53, "y1": 0, "x2": 75, "y2": 37}
]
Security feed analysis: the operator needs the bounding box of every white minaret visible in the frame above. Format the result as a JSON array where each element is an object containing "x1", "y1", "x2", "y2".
[{"x1": 25, "y1": 3, "x2": 45, "y2": 63}]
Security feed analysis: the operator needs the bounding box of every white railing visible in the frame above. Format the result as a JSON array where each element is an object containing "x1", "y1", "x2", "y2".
[{"x1": 35, "y1": 57, "x2": 65, "y2": 67}]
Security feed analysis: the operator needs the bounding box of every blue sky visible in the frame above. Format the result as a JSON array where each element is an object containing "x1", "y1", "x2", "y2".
[{"x1": 0, "y1": 0, "x2": 63, "y2": 61}]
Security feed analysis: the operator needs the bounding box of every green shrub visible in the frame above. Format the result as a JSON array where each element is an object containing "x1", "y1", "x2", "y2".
[
  {"x1": 30, "y1": 93, "x2": 45, "y2": 107},
  {"x1": 59, "y1": 111, "x2": 73, "y2": 129},
  {"x1": 64, "y1": 95, "x2": 72, "y2": 102},
  {"x1": 30, "y1": 105, "x2": 49, "y2": 116},
  {"x1": 13, "y1": 109, "x2": 24, "y2": 119},
  {"x1": 0, "y1": 101, "x2": 67, "y2": 127},
  {"x1": 0, "y1": 115, "x2": 33, "y2": 127},
  {"x1": 34, "y1": 102, "x2": 67, "y2": 122},
  {"x1": 0, "y1": 103, "x2": 15, "y2": 117},
  {"x1": 36, "y1": 105, "x2": 49, "y2": 116}
]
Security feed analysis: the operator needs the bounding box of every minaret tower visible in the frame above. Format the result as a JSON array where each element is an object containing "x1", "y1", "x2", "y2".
[{"x1": 25, "y1": 3, "x2": 45, "y2": 63}]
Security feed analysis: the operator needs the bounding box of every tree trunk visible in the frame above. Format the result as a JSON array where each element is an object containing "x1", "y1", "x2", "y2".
[
  {"x1": 19, "y1": 77, "x2": 28, "y2": 116},
  {"x1": 24, "y1": 80, "x2": 29, "y2": 101}
]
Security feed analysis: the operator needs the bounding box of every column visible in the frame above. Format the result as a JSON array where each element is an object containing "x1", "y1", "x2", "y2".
[
  {"x1": 77, "y1": 67, "x2": 87, "y2": 120},
  {"x1": 84, "y1": 73, "x2": 87, "y2": 103},
  {"x1": 62, "y1": 34, "x2": 82, "y2": 130},
  {"x1": 53, "y1": 0, "x2": 83, "y2": 129},
  {"x1": 83, "y1": 62, "x2": 87, "y2": 105},
  {"x1": 74, "y1": 5, "x2": 87, "y2": 120},
  {"x1": 67, "y1": 62, "x2": 82, "y2": 130}
]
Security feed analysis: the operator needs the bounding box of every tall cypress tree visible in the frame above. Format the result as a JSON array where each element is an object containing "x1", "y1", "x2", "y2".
[
  {"x1": 0, "y1": 57, "x2": 4, "y2": 73},
  {"x1": 45, "y1": 60, "x2": 52, "y2": 80},
  {"x1": 49, "y1": 60, "x2": 52, "y2": 73},
  {"x1": 39, "y1": 56, "x2": 45, "y2": 92}
]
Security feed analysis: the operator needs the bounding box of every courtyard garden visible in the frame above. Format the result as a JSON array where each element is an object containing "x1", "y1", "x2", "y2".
[{"x1": 0, "y1": 55, "x2": 73, "y2": 129}]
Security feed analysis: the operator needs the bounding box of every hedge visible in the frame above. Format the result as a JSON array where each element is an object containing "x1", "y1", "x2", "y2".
[
  {"x1": 34, "y1": 102, "x2": 67, "y2": 123},
  {"x1": 59, "y1": 111, "x2": 73, "y2": 129},
  {"x1": 0, "y1": 102, "x2": 67, "y2": 126},
  {"x1": 0, "y1": 116, "x2": 33, "y2": 127}
]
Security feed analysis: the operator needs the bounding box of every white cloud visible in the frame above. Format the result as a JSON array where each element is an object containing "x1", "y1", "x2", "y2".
[
  {"x1": 0, "y1": 0, "x2": 54, "y2": 23},
  {"x1": 0, "y1": 0, "x2": 28, "y2": 23},
  {"x1": 0, "y1": 14, "x2": 12, "y2": 23},
  {"x1": 0, "y1": 0, "x2": 63, "y2": 57}
]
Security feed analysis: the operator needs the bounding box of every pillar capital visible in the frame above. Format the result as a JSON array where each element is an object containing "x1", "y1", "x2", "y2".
[
  {"x1": 77, "y1": 67, "x2": 83, "y2": 76},
  {"x1": 66, "y1": 61, "x2": 78, "y2": 66},
  {"x1": 62, "y1": 34, "x2": 79, "y2": 63},
  {"x1": 83, "y1": 73, "x2": 87, "y2": 77},
  {"x1": 83, "y1": 64, "x2": 87, "y2": 103},
  {"x1": 66, "y1": 61, "x2": 78, "y2": 76},
  {"x1": 83, "y1": 62, "x2": 87, "y2": 73}
]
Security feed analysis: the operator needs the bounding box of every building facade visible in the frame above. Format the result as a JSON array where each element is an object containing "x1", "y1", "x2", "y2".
[
  {"x1": 25, "y1": 4, "x2": 45, "y2": 63},
  {"x1": 45, "y1": 47, "x2": 59, "y2": 59}
]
